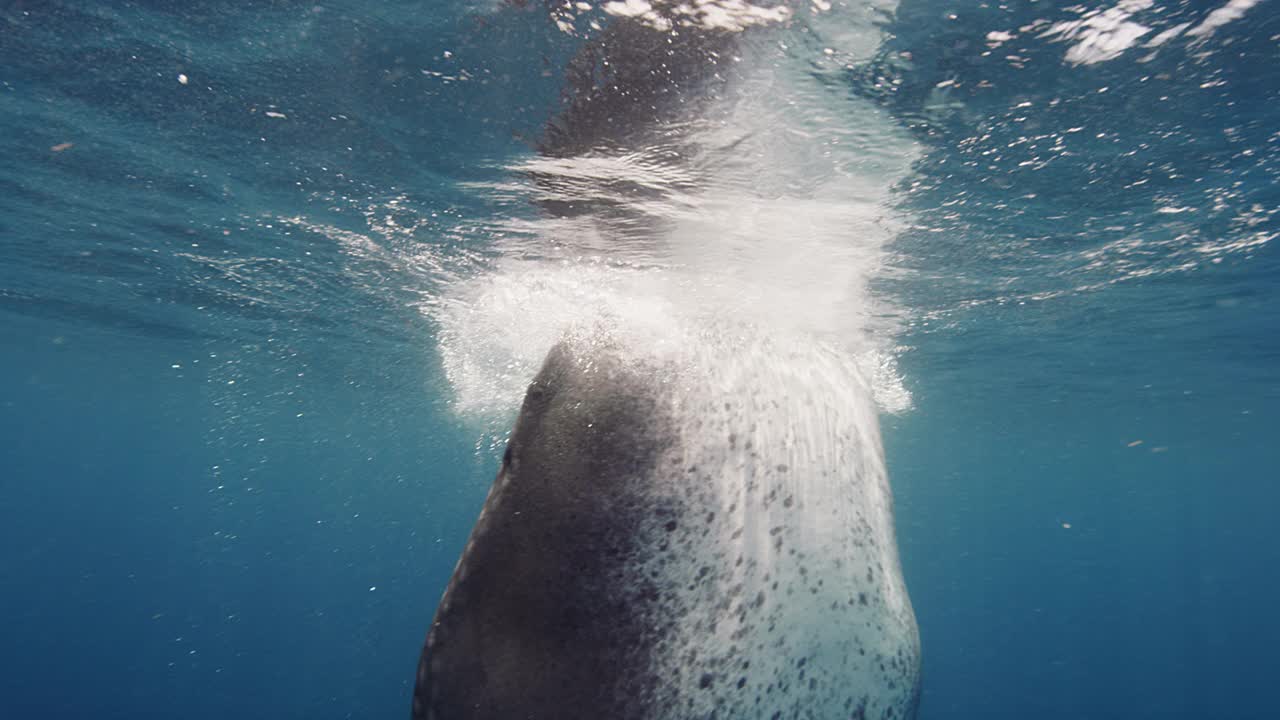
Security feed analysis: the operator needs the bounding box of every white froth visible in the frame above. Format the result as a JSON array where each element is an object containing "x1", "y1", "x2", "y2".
[
  {"x1": 433, "y1": 41, "x2": 919, "y2": 427},
  {"x1": 1040, "y1": 0, "x2": 1154, "y2": 66},
  {"x1": 1189, "y1": 0, "x2": 1266, "y2": 37}
]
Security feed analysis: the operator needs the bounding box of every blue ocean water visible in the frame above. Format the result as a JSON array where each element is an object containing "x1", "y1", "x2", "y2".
[{"x1": 2, "y1": 1, "x2": 1278, "y2": 719}]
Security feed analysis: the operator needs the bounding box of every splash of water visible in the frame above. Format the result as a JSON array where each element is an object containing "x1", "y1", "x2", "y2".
[{"x1": 430, "y1": 22, "x2": 920, "y2": 437}]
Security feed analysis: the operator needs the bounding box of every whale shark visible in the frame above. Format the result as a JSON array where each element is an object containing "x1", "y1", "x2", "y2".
[{"x1": 413, "y1": 3, "x2": 921, "y2": 719}]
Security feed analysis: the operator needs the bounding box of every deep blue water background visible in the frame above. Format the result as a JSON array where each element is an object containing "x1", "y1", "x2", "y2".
[{"x1": 3, "y1": 1, "x2": 1279, "y2": 718}]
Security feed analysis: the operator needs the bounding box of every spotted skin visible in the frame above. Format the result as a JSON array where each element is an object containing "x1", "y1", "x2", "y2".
[
  {"x1": 413, "y1": 341, "x2": 920, "y2": 719},
  {"x1": 413, "y1": 343, "x2": 679, "y2": 719}
]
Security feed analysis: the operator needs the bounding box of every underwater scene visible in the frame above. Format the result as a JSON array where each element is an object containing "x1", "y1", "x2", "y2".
[{"x1": 2, "y1": 1, "x2": 1277, "y2": 718}]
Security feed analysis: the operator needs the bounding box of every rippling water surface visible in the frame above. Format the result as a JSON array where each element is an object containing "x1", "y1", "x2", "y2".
[{"x1": 2, "y1": 1, "x2": 1278, "y2": 718}]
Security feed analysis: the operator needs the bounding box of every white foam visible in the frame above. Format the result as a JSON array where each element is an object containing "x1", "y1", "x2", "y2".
[
  {"x1": 1188, "y1": 0, "x2": 1265, "y2": 38},
  {"x1": 1040, "y1": 0, "x2": 1154, "y2": 66},
  {"x1": 432, "y1": 34, "x2": 920, "y2": 428}
]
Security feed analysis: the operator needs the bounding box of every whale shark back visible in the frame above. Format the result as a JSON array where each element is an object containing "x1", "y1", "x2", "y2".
[{"x1": 414, "y1": 337, "x2": 921, "y2": 720}]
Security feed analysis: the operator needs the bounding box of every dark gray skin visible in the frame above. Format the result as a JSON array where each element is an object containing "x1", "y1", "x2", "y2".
[
  {"x1": 539, "y1": 10, "x2": 741, "y2": 159},
  {"x1": 412, "y1": 343, "x2": 683, "y2": 720},
  {"x1": 513, "y1": 0, "x2": 744, "y2": 160},
  {"x1": 525, "y1": 1, "x2": 751, "y2": 236}
]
